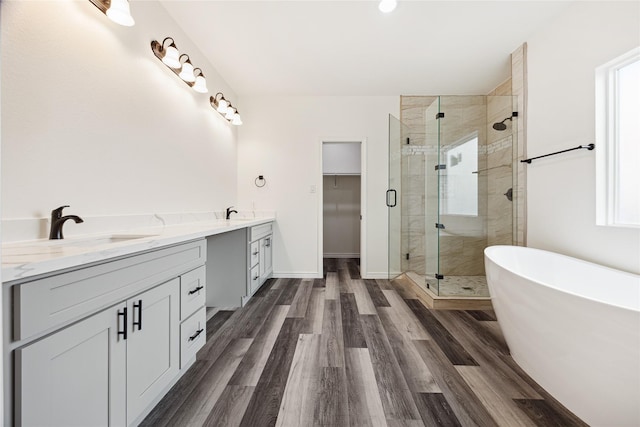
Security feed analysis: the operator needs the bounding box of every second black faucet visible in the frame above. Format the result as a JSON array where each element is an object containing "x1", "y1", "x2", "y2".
[{"x1": 226, "y1": 206, "x2": 238, "y2": 220}]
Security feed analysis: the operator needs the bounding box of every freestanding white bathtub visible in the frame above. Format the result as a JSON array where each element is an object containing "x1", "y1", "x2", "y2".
[{"x1": 484, "y1": 245, "x2": 640, "y2": 427}]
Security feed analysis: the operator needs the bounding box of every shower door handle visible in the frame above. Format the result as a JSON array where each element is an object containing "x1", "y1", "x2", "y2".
[{"x1": 386, "y1": 189, "x2": 397, "y2": 207}]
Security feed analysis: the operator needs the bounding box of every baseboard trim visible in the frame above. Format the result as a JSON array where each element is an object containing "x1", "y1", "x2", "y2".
[{"x1": 273, "y1": 272, "x2": 322, "y2": 279}]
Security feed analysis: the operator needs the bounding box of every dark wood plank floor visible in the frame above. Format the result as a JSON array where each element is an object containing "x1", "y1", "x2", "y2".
[{"x1": 141, "y1": 258, "x2": 587, "y2": 427}]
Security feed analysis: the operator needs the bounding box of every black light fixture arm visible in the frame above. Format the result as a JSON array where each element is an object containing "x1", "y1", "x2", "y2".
[
  {"x1": 521, "y1": 144, "x2": 595, "y2": 164},
  {"x1": 161, "y1": 37, "x2": 176, "y2": 50}
]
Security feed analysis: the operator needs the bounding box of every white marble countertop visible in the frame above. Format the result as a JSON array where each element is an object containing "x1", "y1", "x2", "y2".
[{"x1": 2, "y1": 217, "x2": 275, "y2": 283}]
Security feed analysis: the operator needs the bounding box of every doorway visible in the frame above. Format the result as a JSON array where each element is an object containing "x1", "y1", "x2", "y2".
[
  {"x1": 323, "y1": 174, "x2": 360, "y2": 258},
  {"x1": 320, "y1": 140, "x2": 366, "y2": 277}
]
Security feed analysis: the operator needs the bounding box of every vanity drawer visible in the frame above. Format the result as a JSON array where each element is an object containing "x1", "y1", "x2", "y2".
[
  {"x1": 250, "y1": 222, "x2": 273, "y2": 242},
  {"x1": 180, "y1": 266, "x2": 206, "y2": 321},
  {"x1": 249, "y1": 264, "x2": 261, "y2": 295},
  {"x1": 13, "y1": 239, "x2": 206, "y2": 342},
  {"x1": 250, "y1": 241, "x2": 260, "y2": 267},
  {"x1": 180, "y1": 307, "x2": 206, "y2": 368}
]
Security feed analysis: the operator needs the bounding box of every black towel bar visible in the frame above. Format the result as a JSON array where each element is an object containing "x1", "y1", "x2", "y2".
[{"x1": 521, "y1": 144, "x2": 595, "y2": 164}]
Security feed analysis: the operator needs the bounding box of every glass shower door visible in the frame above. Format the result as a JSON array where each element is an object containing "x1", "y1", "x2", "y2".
[{"x1": 424, "y1": 98, "x2": 441, "y2": 294}]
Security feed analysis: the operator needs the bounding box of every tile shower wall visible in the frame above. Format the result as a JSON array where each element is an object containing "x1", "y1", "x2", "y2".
[
  {"x1": 486, "y1": 89, "x2": 516, "y2": 247},
  {"x1": 511, "y1": 44, "x2": 527, "y2": 246}
]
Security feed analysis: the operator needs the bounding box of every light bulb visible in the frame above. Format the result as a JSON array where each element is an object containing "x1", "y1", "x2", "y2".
[
  {"x1": 225, "y1": 106, "x2": 236, "y2": 120},
  {"x1": 217, "y1": 98, "x2": 229, "y2": 114},
  {"x1": 162, "y1": 44, "x2": 181, "y2": 69},
  {"x1": 193, "y1": 75, "x2": 208, "y2": 93},
  {"x1": 379, "y1": 0, "x2": 397, "y2": 13},
  {"x1": 106, "y1": 0, "x2": 135, "y2": 26},
  {"x1": 179, "y1": 60, "x2": 196, "y2": 82},
  {"x1": 232, "y1": 113, "x2": 243, "y2": 126}
]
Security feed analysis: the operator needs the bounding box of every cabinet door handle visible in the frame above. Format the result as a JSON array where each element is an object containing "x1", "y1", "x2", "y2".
[
  {"x1": 132, "y1": 300, "x2": 142, "y2": 331},
  {"x1": 253, "y1": 251, "x2": 259, "y2": 256},
  {"x1": 188, "y1": 285, "x2": 204, "y2": 295},
  {"x1": 188, "y1": 328, "x2": 204, "y2": 341},
  {"x1": 253, "y1": 275, "x2": 260, "y2": 281},
  {"x1": 117, "y1": 307, "x2": 128, "y2": 340}
]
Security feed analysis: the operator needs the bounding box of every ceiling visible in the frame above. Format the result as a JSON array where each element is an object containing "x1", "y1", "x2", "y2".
[{"x1": 159, "y1": 1, "x2": 573, "y2": 97}]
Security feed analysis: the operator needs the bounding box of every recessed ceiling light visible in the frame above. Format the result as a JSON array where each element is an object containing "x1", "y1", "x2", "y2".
[{"x1": 379, "y1": 0, "x2": 397, "y2": 13}]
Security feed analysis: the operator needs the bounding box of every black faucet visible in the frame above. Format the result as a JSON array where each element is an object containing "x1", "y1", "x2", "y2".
[
  {"x1": 225, "y1": 206, "x2": 238, "y2": 220},
  {"x1": 49, "y1": 205, "x2": 84, "y2": 240}
]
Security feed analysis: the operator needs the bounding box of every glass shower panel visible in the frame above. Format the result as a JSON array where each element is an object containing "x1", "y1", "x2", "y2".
[
  {"x1": 424, "y1": 98, "x2": 440, "y2": 294},
  {"x1": 438, "y1": 96, "x2": 488, "y2": 296},
  {"x1": 388, "y1": 114, "x2": 402, "y2": 279}
]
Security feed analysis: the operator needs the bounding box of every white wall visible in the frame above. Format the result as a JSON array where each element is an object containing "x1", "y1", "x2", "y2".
[
  {"x1": 526, "y1": 1, "x2": 640, "y2": 273},
  {"x1": 1, "y1": 0, "x2": 238, "y2": 239},
  {"x1": 237, "y1": 96, "x2": 398, "y2": 278}
]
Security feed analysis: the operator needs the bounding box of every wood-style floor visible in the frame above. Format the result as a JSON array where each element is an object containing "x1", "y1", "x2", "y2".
[{"x1": 141, "y1": 258, "x2": 587, "y2": 427}]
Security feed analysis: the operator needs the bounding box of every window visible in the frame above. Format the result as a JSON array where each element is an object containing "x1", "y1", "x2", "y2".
[
  {"x1": 441, "y1": 133, "x2": 478, "y2": 216},
  {"x1": 596, "y1": 47, "x2": 640, "y2": 228}
]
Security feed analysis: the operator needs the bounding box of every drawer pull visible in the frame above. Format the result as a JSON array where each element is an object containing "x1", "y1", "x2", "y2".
[
  {"x1": 188, "y1": 285, "x2": 204, "y2": 295},
  {"x1": 253, "y1": 275, "x2": 259, "y2": 281},
  {"x1": 252, "y1": 251, "x2": 259, "y2": 256},
  {"x1": 132, "y1": 300, "x2": 142, "y2": 331},
  {"x1": 265, "y1": 238, "x2": 271, "y2": 248},
  {"x1": 188, "y1": 328, "x2": 204, "y2": 341},
  {"x1": 117, "y1": 307, "x2": 127, "y2": 340}
]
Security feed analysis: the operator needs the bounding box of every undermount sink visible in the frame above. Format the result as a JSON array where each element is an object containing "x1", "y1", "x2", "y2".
[
  {"x1": 99, "y1": 234, "x2": 158, "y2": 243},
  {"x1": 41, "y1": 233, "x2": 159, "y2": 247}
]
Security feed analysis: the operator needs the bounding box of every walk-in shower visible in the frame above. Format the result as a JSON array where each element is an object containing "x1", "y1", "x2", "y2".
[{"x1": 388, "y1": 95, "x2": 518, "y2": 299}]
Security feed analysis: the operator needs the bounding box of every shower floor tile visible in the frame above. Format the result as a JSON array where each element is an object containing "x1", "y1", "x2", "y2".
[{"x1": 407, "y1": 271, "x2": 490, "y2": 297}]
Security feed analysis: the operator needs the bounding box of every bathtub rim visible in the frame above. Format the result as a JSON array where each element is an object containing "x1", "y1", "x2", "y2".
[{"x1": 484, "y1": 245, "x2": 640, "y2": 313}]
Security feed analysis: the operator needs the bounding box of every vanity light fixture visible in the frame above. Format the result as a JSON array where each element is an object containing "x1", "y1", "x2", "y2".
[
  {"x1": 192, "y1": 69, "x2": 208, "y2": 94},
  {"x1": 210, "y1": 93, "x2": 242, "y2": 125},
  {"x1": 379, "y1": 0, "x2": 397, "y2": 13},
  {"x1": 151, "y1": 38, "x2": 208, "y2": 93},
  {"x1": 231, "y1": 111, "x2": 243, "y2": 126},
  {"x1": 151, "y1": 37, "x2": 181, "y2": 68},
  {"x1": 88, "y1": 0, "x2": 135, "y2": 27},
  {"x1": 225, "y1": 106, "x2": 236, "y2": 120},
  {"x1": 212, "y1": 93, "x2": 230, "y2": 114},
  {"x1": 178, "y1": 54, "x2": 196, "y2": 82}
]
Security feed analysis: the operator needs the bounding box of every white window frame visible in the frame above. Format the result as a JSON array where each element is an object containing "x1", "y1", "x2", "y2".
[{"x1": 595, "y1": 46, "x2": 640, "y2": 228}]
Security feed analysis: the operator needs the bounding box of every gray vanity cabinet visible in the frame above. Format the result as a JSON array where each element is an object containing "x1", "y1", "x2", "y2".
[
  {"x1": 247, "y1": 223, "x2": 273, "y2": 297},
  {"x1": 207, "y1": 222, "x2": 274, "y2": 308},
  {"x1": 8, "y1": 239, "x2": 206, "y2": 427},
  {"x1": 15, "y1": 300, "x2": 127, "y2": 426},
  {"x1": 125, "y1": 278, "x2": 180, "y2": 424},
  {"x1": 16, "y1": 278, "x2": 180, "y2": 426}
]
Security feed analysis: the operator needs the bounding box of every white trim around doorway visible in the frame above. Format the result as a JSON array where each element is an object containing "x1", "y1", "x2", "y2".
[{"x1": 318, "y1": 138, "x2": 367, "y2": 279}]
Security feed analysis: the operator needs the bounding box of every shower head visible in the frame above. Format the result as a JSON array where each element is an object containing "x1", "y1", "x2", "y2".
[
  {"x1": 492, "y1": 120, "x2": 508, "y2": 131},
  {"x1": 492, "y1": 112, "x2": 518, "y2": 131}
]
